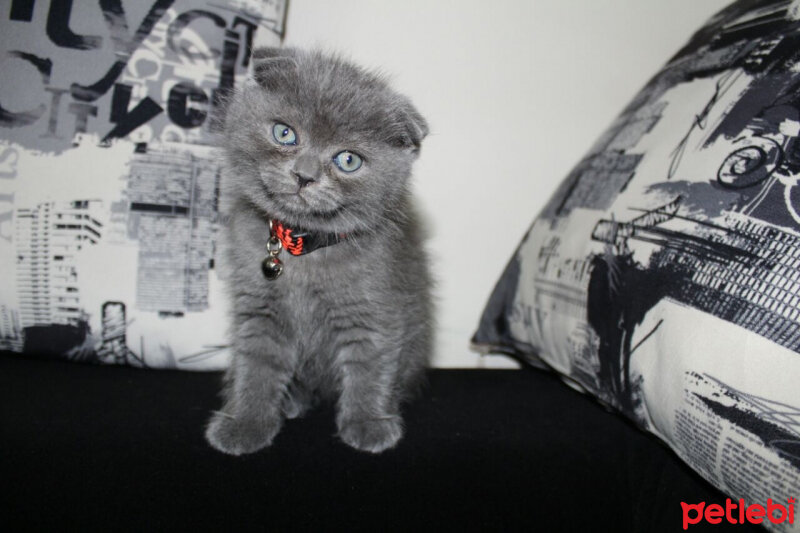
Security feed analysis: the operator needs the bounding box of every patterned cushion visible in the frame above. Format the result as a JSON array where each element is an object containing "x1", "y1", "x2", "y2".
[
  {"x1": 0, "y1": 0, "x2": 286, "y2": 369},
  {"x1": 474, "y1": 2, "x2": 799, "y2": 530}
]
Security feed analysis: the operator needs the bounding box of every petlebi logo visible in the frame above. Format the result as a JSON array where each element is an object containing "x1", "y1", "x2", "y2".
[{"x1": 681, "y1": 498, "x2": 796, "y2": 529}]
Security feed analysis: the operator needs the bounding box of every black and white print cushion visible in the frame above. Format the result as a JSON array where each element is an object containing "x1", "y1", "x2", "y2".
[
  {"x1": 474, "y1": 2, "x2": 799, "y2": 531},
  {"x1": 0, "y1": 0, "x2": 286, "y2": 369}
]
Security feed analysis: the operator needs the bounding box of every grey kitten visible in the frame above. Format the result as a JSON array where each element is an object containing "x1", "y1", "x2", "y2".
[{"x1": 205, "y1": 48, "x2": 433, "y2": 455}]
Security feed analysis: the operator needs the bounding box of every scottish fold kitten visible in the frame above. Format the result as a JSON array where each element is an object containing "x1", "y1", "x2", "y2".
[{"x1": 205, "y1": 48, "x2": 432, "y2": 455}]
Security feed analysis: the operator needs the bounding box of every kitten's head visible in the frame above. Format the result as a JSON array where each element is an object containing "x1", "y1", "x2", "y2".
[{"x1": 222, "y1": 48, "x2": 428, "y2": 234}]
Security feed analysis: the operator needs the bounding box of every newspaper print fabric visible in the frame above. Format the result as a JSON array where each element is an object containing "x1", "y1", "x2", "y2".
[
  {"x1": 0, "y1": 0, "x2": 287, "y2": 369},
  {"x1": 474, "y1": 2, "x2": 799, "y2": 530}
]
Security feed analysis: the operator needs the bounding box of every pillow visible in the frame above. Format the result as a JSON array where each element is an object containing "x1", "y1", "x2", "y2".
[
  {"x1": 0, "y1": 0, "x2": 287, "y2": 369},
  {"x1": 473, "y1": 2, "x2": 799, "y2": 530}
]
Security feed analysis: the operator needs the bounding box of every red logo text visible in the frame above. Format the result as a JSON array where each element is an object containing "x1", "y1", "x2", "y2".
[{"x1": 681, "y1": 498, "x2": 795, "y2": 529}]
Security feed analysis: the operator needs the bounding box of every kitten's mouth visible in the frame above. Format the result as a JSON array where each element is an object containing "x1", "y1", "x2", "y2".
[{"x1": 267, "y1": 190, "x2": 343, "y2": 219}]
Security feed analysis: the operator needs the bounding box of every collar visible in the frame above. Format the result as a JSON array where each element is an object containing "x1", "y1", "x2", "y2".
[{"x1": 271, "y1": 219, "x2": 347, "y2": 256}]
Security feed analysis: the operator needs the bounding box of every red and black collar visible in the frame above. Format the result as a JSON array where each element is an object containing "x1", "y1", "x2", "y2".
[{"x1": 271, "y1": 220, "x2": 347, "y2": 256}]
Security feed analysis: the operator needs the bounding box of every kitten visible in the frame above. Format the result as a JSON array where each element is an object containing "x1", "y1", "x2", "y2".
[{"x1": 205, "y1": 48, "x2": 433, "y2": 455}]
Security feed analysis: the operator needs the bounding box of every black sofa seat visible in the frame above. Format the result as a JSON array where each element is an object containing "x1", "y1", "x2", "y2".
[{"x1": 0, "y1": 354, "x2": 758, "y2": 532}]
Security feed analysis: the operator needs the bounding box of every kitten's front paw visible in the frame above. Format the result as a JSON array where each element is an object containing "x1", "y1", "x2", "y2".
[
  {"x1": 205, "y1": 411, "x2": 281, "y2": 456},
  {"x1": 338, "y1": 416, "x2": 404, "y2": 454}
]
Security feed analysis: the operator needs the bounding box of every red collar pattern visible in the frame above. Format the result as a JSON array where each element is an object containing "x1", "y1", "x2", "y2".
[{"x1": 271, "y1": 220, "x2": 347, "y2": 256}]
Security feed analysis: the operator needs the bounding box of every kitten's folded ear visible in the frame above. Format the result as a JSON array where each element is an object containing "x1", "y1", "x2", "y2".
[
  {"x1": 395, "y1": 99, "x2": 429, "y2": 152},
  {"x1": 251, "y1": 47, "x2": 298, "y2": 90}
]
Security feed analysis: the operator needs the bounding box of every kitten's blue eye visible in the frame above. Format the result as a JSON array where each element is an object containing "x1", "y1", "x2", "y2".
[
  {"x1": 272, "y1": 123, "x2": 297, "y2": 145},
  {"x1": 333, "y1": 151, "x2": 363, "y2": 172}
]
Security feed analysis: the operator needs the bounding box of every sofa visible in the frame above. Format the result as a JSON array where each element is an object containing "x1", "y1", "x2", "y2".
[{"x1": 0, "y1": 352, "x2": 761, "y2": 532}]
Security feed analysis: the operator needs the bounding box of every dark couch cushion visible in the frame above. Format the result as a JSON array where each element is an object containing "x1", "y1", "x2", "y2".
[{"x1": 1, "y1": 353, "x2": 758, "y2": 532}]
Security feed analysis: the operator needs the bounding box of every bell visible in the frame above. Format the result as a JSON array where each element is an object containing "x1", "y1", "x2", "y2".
[{"x1": 261, "y1": 256, "x2": 283, "y2": 280}]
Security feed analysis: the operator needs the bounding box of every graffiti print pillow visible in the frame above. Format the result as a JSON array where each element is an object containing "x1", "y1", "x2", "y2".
[
  {"x1": 473, "y1": 2, "x2": 799, "y2": 530},
  {"x1": 0, "y1": 0, "x2": 286, "y2": 369}
]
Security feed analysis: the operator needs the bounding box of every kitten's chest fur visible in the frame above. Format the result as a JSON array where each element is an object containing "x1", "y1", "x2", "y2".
[
  {"x1": 280, "y1": 246, "x2": 379, "y2": 335},
  {"x1": 262, "y1": 235, "x2": 405, "y2": 392},
  {"x1": 225, "y1": 210, "x2": 400, "y2": 352}
]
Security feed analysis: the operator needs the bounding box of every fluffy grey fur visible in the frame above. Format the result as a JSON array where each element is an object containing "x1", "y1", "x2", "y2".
[{"x1": 205, "y1": 48, "x2": 433, "y2": 455}]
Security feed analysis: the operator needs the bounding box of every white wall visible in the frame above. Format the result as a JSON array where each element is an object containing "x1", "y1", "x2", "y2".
[{"x1": 283, "y1": 0, "x2": 731, "y2": 367}]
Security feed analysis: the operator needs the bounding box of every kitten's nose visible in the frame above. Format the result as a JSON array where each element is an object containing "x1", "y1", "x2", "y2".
[
  {"x1": 293, "y1": 171, "x2": 316, "y2": 189},
  {"x1": 292, "y1": 154, "x2": 321, "y2": 189}
]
